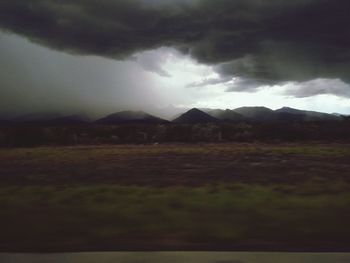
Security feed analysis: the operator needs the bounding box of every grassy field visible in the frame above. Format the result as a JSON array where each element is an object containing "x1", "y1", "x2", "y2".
[{"x1": 0, "y1": 143, "x2": 350, "y2": 252}]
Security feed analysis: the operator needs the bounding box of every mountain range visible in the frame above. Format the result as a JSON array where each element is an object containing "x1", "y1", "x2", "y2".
[
  {"x1": 173, "y1": 108, "x2": 218, "y2": 124},
  {"x1": 95, "y1": 111, "x2": 169, "y2": 125},
  {"x1": 0, "y1": 107, "x2": 347, "y2": 125}
]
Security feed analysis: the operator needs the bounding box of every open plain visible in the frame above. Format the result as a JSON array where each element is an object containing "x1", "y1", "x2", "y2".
[{"x1": 1, "y1": 143, "x2": 350, "y2": 252}]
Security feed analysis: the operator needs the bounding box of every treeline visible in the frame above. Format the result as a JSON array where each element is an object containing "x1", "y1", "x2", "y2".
[{"x1": 0, "y1": 121, "x2": 350, "y2": 147}]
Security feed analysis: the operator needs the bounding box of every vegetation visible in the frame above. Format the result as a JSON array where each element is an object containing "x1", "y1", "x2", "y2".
[
  {"x1": 0, "y1": 120, "x2": 350, "y2": 147},
  {"x1": 1, "y1": 183, "x2": 350, "y2": 251},
  {"x1": 0, "y1": 143, "x2": 350, "y2": 251}
]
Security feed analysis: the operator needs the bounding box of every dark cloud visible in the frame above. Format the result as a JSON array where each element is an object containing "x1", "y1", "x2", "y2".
[
  {"x1": 131, "y1": 48, "x2": 172, "y2": 77},
  {"x1": 1, "y1": 0, "x2": 350, "y2": 93},
  {"x1": 226, "y1": 78, "x2": 264, "y2": 93},
  {"x1": 215, "y1": 41, "x2": 350, "y2": 84},
  {"x1": 187, "y1": 76, "x2": 262, "y2": 93},
  {"x1": 284, "y1": 79, "x2": 350, "y2": 98},
  {"x1": 0, "y1": 33, "x2": 163, "y2": 118},
  {"x1": 187, "y1": 76, "x2": 232, "y2": 88}
]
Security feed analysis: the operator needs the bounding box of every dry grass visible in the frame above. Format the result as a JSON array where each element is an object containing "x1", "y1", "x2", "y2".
[{"x1": 0, "y1": 143, "x2": 350, "y2": 251}]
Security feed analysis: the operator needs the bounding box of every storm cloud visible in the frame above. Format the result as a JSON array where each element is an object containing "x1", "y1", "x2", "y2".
[
  {"x1": 1, "y1": 0, "x2": 350, "y2": 91},
  {"x1": 284, "y1": 79, "x2": 350, "y2": 98},
  {"x1": 0, "y1": 32, "x2": 165, "y2": 117}
]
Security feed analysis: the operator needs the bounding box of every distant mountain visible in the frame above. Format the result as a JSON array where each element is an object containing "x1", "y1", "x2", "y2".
[
  {"x1": 275, "y1": 107, "x2": 341, "y2": 121},
  {"x1": 233, "y1": 107, "x2": 277, "y2": 122},
  {"x1": 0, "y1": 113, "x2": 12, "y2": 125},
  {"x1": 44, "y1": 115, "x2": 91, "y2": 126},
  {"x1": 8, "y1": 112, "x2": 91, "y2": 125},
  {"x1": 0, "y1": 113, "x2": 17, "y2": 121},
  {"x1": 0, "y1": 107, "x2": 346, "y2": 127},
  {"x1": 95, "y1": 111, "x2": 168, "y2": 125},
  {"x1": 13, "y1": 112, "x2": 63, "y2": 123},
  {"x1": 207, "y1": 109, "x2": 245, "y2": 122},
  {"x1": 173, "y1": 108, "x2": 219, "y2": 124},
  {"x1": 0, "y1": 119, "x2": 13, "y2": 126}
]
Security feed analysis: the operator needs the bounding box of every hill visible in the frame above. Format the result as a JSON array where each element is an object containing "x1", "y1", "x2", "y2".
[
  {"x1": 275, "y1": 107, "x2": 342, "y2": 121},
  {"x1": 173, "y1": 108, "x2": 219, "y2": 124},
  {"x1": 44, "y1": 115, "x2": 91, "y2": 126},
  {"x1": 233, "y1": 107, "x2": 277, "y2": 122},
  {"x1": 13, "y1": 112, "x2": 63, "y2": 122},
  {"x1": 207, "y1": 109, "x2": 245, "y2": 122},
  {"x1": 95, "y1": 111, "x2": 168, "y2": 125}
]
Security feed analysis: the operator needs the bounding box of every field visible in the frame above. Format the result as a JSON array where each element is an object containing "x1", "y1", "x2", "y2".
[{"x1": 1, "y1": 143, "x2": 350, "y2": 252}]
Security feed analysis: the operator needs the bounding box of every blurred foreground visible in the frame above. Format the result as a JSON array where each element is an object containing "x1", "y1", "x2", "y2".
[
  {"x1": 1, "y1": 252, "x2": 350, "y2": 263},
  {"x1": 0, "y1": 143, "x2": 350, "y2": 252}
]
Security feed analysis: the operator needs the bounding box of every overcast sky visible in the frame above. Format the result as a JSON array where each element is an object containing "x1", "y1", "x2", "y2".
[{"x1": 1, "y1": 0, "x2": 350, "y2": 118}]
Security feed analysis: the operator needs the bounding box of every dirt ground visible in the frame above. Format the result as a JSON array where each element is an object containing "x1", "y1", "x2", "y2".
[{"x1": 0, "y1": 143, "x2": 349, "y2": 186}]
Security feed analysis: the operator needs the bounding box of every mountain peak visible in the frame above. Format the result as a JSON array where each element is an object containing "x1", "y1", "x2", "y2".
[
  {"x1": 233, "y1": 106, "x2": 276, "y2": 121},
  {"x1": 173, "y1": 108, "x2": 218, "y2": 124},
  {"x1": 187, "y1": 108, "x2": 204, "y2": 114},
  {"x1": 96, "y1": 111, "x2": 168, "y2": 125}
]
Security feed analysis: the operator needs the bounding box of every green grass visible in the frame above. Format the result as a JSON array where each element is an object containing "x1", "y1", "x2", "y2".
[
  {"x1": 1, "y1": 183, "x2": 350, "y2": 251},
  {"x1": 1, "y1": 143, "x2": 349, "y2": 161},
  {"x1": 1, "y1": 143, "x2": 350, "y2": 251}
]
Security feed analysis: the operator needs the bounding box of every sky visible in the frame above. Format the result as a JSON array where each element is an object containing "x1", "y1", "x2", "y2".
[{"x1": 0, "y1": 0, "x2": 350, "y2": 119}]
